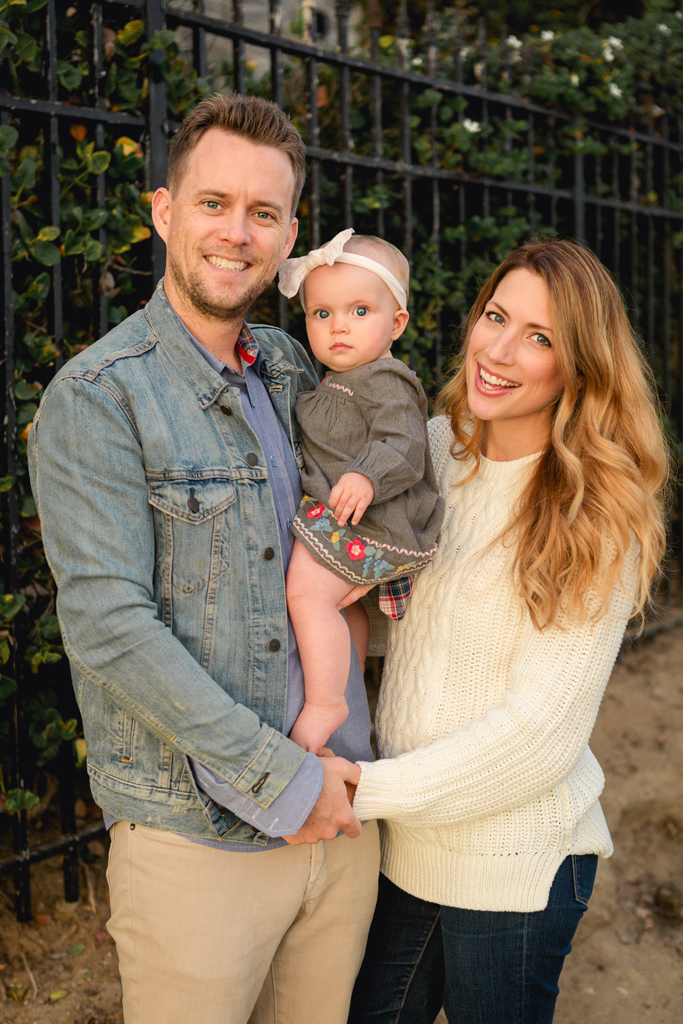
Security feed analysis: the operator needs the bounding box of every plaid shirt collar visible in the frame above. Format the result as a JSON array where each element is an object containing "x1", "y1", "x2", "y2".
[{"x1": 236, "y1": 323, "x2": 258, "y2": 366}]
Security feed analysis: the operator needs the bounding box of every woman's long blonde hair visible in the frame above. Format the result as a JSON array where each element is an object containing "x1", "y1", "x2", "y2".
[{"x1": 437, "y1": 239, "x2": 670, "y2": 629}]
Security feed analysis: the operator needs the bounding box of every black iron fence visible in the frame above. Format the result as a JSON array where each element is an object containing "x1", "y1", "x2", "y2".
[{"x1": 1, "y1": 0, "x2": 682, "y2": 921}]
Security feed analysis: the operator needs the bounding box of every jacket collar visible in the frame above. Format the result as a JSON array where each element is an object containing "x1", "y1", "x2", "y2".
[{"x1": 144, "y1": 279, "x2": 301, "y2": 408}]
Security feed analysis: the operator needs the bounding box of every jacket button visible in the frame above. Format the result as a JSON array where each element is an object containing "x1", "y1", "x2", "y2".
[
  {"x1": 268, "y1": 638, "x2": 281, "y2": 652},
  {"x1": 220, "y1": 406, "x2": 232, "y2": 416},
  {"x1": 188, "y1": 487, "x2": 200, "y2": 513},
  {"x1": 251, "y1": 773, "x2": 270, "y2": 794},
  {"x1": 246, "y1": 452, "x2": 258, "y2": 466},
  {"x1": 263, "y1": 547, "x2": 275, "y2": 560}
]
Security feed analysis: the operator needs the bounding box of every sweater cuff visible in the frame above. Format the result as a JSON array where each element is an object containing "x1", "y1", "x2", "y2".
[{"x1": 353, "y1": 758, "x2": 408, "y2": 821}]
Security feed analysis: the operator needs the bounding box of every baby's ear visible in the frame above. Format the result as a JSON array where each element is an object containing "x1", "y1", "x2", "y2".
[{"x1": 392, "y1": 307, "x2": 410, "y2": 340}]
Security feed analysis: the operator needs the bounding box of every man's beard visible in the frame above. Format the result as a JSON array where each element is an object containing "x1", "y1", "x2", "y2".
[{"x1": 169, "y1": 252, "x2": 272, "y2": 323}]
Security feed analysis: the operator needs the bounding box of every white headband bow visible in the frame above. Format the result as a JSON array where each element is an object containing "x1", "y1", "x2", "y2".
[{"x1": 278, "y1": 228, "x2": 407, "y2": 312}]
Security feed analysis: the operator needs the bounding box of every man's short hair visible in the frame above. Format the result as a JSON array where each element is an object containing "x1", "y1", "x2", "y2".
[{"x1": 167, "y1": 92, "x2": 306, "y2": 218}]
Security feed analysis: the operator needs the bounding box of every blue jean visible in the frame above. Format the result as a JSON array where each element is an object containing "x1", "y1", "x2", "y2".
[{"x1": 348, "y1": 855, "x2": 598, "y2": 1024}]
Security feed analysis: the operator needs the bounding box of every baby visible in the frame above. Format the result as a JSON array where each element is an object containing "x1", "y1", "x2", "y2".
[{"x1": 278, "y1": 229, "x2": 444, "y2": 753}]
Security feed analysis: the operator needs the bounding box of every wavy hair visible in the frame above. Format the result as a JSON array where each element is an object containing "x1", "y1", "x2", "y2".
[{"x1": 436, "y1": 239, "x2": 670, "y2": 629}]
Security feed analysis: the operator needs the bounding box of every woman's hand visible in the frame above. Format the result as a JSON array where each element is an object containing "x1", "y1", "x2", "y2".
[{"x1": 329, "y1": 472, "x2": 374, "y2": 526}]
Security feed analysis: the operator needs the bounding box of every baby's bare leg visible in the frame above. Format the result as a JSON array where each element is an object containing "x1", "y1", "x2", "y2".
[
  {"x1": 343, "y1": 602, "x2": 369, "y2": 676},
  {"x1": 286, "y1": 540, "x2": 357, "y2": 753}
]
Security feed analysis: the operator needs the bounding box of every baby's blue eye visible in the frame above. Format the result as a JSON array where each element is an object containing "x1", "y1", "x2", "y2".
[
  {"x1": 314, "y1": 310, "x2": 330, "y2": 319},
  {"x1": 355, "y1": 306, "x2": 369, "y2": 317}
]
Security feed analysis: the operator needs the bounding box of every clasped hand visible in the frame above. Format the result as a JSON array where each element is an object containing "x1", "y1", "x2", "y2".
[{"x1": 283, "y1": 749, "x2": 361, "y2": 846}]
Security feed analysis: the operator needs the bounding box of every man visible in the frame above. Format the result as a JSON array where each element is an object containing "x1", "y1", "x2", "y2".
[{"x1": 28, "y1": 93, "x2": 379, "y2": 1024}]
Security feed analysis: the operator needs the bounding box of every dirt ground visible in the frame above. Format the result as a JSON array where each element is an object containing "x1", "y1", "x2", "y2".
[{"x1": 1, "y1": 623, "x2": 683, "y2": 1024}]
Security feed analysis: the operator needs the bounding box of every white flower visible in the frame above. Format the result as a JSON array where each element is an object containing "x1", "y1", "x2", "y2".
[
  {"x1": 459, "y1": 46, "x2": 471, "y2": 59},
  {"x1": 570, "y1": 73, "x2": 579, "y2": 86},
  {"x1": 676, "y1": 11, "x2": 682, "y2": 18},
  {"x1": 411, "y1": 56, "x2": 423, "y2": 66},
  {"x1": 658, "y1": 23, "x2": 672, "y2": 35},
  {"x1": 609, "y1": 82, "x2": 622, "y2": 98},
  {"x1": 510, "y1": 52, "x2": 522, "y2": 64},
  {"x1": 603, "y1": 45, "x2": 614, "y2": 62},
  {"x1": 507, "y1": 34, "x2": 523, "y2": 50},
  {"x1": 462, "y1": 118, "x2": 482, "y2": 133},
  {"x1": 473, "y1": 62, "x2": 484, "y2": 80},
  {"x1": 541, "y1": 30, "x2": 555, "y2": 42},
  {"x1": 605, "y1": 35, "x2": 623, "y2": 49}
]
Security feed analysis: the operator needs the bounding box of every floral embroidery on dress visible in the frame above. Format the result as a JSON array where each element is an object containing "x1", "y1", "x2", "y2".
[
  {"x1": 294, "y1": 496, "x2": 419, "y2": 582},
  {"x1": 346, "y1": 539, "x2": 365, "y2": 560}
]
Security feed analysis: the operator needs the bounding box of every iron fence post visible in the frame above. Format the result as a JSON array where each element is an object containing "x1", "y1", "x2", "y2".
[{"x1": 144, "y1": 0, "x2": 168, "y2": 285}]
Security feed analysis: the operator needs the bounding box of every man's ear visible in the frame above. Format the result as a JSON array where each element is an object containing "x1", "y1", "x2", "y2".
[
  {"x1": 280, "y1": 218, "x2": 298, "y2": 262},
  {"x1": 391, "y1": 308, "x2": 410, "y2": 341},
  {"x1": 152, "y1": 188, "x2": 172, "y2": 243}
]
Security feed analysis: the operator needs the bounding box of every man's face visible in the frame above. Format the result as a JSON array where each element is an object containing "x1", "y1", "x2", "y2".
[{"x1": 152, "y1": 129, "x2": 298, "y2": 324}]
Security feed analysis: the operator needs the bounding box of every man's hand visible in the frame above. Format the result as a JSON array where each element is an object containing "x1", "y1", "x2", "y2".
[
  {"x1": 283, "y1": 755, "x2": 362, "y2": 846},
  {"x1": 329, "y1": 472, "x2": 374, "y2": 527}
]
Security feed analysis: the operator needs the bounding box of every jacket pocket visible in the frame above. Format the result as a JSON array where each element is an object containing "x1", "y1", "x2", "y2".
[{"x1": 148, "y1": 474, "x2": 235, "y2": 593}]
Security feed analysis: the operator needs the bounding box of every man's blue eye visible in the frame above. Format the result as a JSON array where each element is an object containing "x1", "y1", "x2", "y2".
[
  {"x1": 355, "y1": 306, "x2": 368, "y2": 317},
  {"x1": 205, "y1": 201, "x2": 219, "y2": 209}
]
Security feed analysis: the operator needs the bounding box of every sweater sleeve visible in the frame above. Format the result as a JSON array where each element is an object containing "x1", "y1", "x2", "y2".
[{"x1": 353, "y1": 547, "x2": 637, "y2": 827}]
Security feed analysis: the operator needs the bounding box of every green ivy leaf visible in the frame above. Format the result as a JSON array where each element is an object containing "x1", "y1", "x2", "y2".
[
  {"x1": 12, "y1": 156, "x2": 36, "y2": 191},
  {"x1": 82, "y1": 208, "x2": 109, "y2": 231},
  {"x1": 0, "y1": 593, "x2": 26, "y2": 621},
  {"x1": 0, "y1": 674, "x2": 17, "y2": 699},
  {"x1": 24, "y1": 333, "x2": 59, "y2": 364},
  {"x1": 0, "y1": 475, "x2": 14, "y2": 492},
  {"x1": 83, "y1": 238, "x2": 104, "y2": 262},
  {"x1": 117, "y1": 19, "x2": 144, "y2": 47},
  {"x1": 5, "y1": 787, "x2": 39, "y2": 814},
  {"x1": 56, "y1": 60, "x2": 83, "y2": 91},
  {"x1": 25, "y1": 272, "x2": 51, "y2": 302},
  {"x1": 37, "y1": 225, "x2": 60, "y2": 242},
  {"x1": 15, "y1": 379, "x2": 38, "y2": 400},
  {"x1": 0, "y1": 124, "x2": 18, "y2": 150},
  {"x1": 0, "y1": 639, "x2": 9, "y2": 665},
  {"x1": 86, "y1": 151, "x2": 111, "y2": 175},
  {"x1": 16, "y1": 402, "x2": 37, "y2": 425},
  {"x1": 29, "y1": 240, "x2": 61, "y2": 266},
  {"x1": 40, "y1": 615, "x2": 62, "y2": 641},
  {"x1": 55, "y1": 719, "x2": 77, "y2": 741},
  {"x1": 62, "y1": 229, "x2": 85, "y2": 256},
  {"x1": 19, "y1": 494, "x2": 37, "y2": 517}
]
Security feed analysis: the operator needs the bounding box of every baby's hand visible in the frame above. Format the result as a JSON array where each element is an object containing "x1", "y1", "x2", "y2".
[{"x1": 329, "y1": 472, "x2": 374, "y2": 527}]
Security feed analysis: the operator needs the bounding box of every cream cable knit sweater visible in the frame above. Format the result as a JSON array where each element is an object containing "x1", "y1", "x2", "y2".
[{"x1": 353, "y1": 416, "x2": 636, "y2": 912}]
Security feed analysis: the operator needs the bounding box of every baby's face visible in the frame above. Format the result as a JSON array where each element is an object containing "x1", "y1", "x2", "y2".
[{"x1": 303, "y1": 262, "x2": 406, "y2": 373}]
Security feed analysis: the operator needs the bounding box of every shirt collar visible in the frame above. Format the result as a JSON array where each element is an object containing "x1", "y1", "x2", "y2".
[{"x1": 171, "y1": 308, "x2": 260, "y2": 376}]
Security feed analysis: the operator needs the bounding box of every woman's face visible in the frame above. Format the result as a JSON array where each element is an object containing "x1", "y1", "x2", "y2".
[{"x1": 466, "y1": 268, "x2": 564, "y2": 460}]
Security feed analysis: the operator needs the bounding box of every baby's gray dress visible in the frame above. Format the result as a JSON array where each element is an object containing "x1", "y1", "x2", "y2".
[{"x1": 292, "y1": 358, "x2": 444, "y2": 590}]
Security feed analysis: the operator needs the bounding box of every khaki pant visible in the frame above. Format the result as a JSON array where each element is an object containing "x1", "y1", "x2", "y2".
[{"x1": 106, "y1": 819, "x2": 379, "y2": 1024}]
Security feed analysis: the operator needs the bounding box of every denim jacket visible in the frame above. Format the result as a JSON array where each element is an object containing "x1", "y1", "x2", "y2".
[{"x1": 28, "y1": 281, "x2": 319, "y2": 846}]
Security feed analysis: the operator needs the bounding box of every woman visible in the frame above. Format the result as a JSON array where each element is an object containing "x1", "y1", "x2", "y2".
[{"x1": 349, "y1": 239, "x2": 669, "y2": 1024}]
